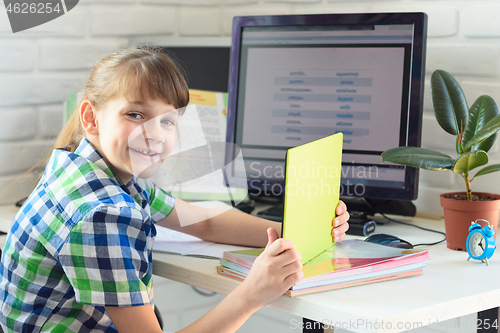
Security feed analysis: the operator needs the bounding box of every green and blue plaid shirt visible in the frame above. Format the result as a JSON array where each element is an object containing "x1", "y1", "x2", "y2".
[{"x1": 0, "y1": 138, "x2": 175, "y2": 333}]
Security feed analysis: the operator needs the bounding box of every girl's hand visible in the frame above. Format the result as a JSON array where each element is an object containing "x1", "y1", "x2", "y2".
[
  {"x1": 237, "y1": 228, "x2": 303, "y2": 310},
  {"x1": 332, "y1": 200, "x2": 350, "y2": 242}
]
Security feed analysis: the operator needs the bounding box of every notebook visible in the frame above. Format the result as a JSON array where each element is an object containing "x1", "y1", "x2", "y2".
[{"x1": 281, "y1": 132, "x2": 343, "y2": 264}]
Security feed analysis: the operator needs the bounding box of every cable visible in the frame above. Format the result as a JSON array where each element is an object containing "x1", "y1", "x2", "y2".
[
  {"x1": 361, "y1": 198, "x2": 446, "y2": 247},
  {"x1": 377, "y1": 213, "x2": 446, "y2": 247},
  {"x1": 191, "y1": 286, "x2": 217, "y2": 297}
]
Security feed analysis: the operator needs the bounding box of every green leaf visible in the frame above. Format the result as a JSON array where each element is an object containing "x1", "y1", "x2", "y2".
[
  {"x1": 473, "y1": 164, "x2": 500, "y2": 179},
  {"x1": 431, "y1": 70, "x2": 468, "y2": 135},
  {"x1": 452, "y1": 151, "x2": 488, "y2": 174},
  {"x1": 381, "y1": 147, "x2": 454, "y2": 171},
  {"x1": 463, "y1": 113, "x2": 500, "y2": 151},
  {"x1": 463, "y1": 95, "x2": 499, "y2": 153}
]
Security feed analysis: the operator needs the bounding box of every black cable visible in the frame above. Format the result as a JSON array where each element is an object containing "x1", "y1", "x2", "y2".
[
  {"x1": 191, "y1": 286, "x2": 217, "y2": 297},
  {"x1": 361, "y1": 198, "x2": 446, "y2": 247}
]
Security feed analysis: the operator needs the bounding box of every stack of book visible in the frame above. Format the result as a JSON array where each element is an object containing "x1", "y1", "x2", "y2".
[{"x1": 217, "y1": 239, "x2": 430, "y2": 297}]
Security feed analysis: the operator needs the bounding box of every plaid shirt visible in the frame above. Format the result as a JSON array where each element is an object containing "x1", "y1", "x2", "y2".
[{"x1": 0, "y1": 138, "x2": 175, "y2": 333}]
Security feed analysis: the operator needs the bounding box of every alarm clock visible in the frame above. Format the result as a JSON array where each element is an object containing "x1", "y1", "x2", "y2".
[{"x1": 466, "y1": 219, "x2": 496, "y2": 266}]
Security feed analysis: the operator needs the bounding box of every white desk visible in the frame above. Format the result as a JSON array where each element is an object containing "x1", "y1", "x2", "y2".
[
  {"x1": 1, "y1": 204, "x2": 499, "y2": 333},
  {"x1": 152, "y1": 215, "x2": 500, "y2": 333},
  {"x1": 0, "y1": 205, "x2": 18, "y2": 251},
  {"x1": 0, "y1": 205, "x2": 19, "y2": 233}
]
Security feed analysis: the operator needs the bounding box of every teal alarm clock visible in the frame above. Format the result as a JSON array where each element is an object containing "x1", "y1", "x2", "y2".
[{"x1": 466, "y1": 219, "x2": 496, "y2": 266}]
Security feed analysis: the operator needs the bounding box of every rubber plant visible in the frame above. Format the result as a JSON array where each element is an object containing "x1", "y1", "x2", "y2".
[{"x1": 381, "y1": 69, "x2": 500, "y2": 201}]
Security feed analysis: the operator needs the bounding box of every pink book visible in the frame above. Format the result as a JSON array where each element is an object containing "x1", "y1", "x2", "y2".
[{"x1": 221, "y1": 239, "x2": 430, "y2": 289}]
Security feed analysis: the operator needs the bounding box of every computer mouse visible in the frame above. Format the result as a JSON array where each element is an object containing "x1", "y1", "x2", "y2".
[{"x1": 364, "y1": 233, "x2": 413, "y2": 249}]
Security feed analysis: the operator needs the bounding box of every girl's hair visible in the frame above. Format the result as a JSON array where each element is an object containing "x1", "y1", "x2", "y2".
[
  {"x1": 2, "y1": 47, "x2": 189, "y2": 202},
  {"x1": 55, "y1": 47, "x2": 190, "y2": 151}
]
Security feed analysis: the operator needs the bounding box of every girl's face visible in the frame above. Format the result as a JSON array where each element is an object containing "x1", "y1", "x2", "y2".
[{"x1": 93, "y1": 97, "x2": 179, "y2": 184}]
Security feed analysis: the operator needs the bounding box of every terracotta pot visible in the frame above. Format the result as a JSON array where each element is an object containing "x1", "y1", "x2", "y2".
[{"x1": 440, "y1": 192, "x2": 500, "y2": 251}]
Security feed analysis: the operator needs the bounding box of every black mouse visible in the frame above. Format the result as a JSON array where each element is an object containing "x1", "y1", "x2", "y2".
[{"x1": 364, "y1": 233, "x2": 413, "y2": 249}]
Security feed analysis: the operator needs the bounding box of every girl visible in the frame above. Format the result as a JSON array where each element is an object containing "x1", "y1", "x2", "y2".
[{"x1": 0, "y1": 47, "x2": 349, "y2": 333}]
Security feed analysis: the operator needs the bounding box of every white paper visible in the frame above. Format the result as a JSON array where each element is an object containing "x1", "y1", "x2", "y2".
[
  {"x1": 153, "y1": 226, "x2": 212, "y2": 255},
  {"x1": 152, "y1": 201, "x2": 256, "y2": 258}
]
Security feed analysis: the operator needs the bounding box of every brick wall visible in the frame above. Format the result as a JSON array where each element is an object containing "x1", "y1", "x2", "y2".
[{"x1": 1, "y1": 0, "x2": 499, "y2": 216}]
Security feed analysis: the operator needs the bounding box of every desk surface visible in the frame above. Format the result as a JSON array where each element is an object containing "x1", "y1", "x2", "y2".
[
  {"x1": 1, "y1": 204, "x2": 498, "y2": 333},
  {"x1": 153, "y1": 216, "x2": 500, "y2": 333},
  {"x1": 0, "y1": 205, "x2": 19, "y2": 233}
]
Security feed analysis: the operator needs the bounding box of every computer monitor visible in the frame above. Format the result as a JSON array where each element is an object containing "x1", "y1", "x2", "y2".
[
  {"x1": 158, "y1": 46, "x2": 230, "y2": 92},
  {"x1": 224, "y1": 12, "x2": 427, "y2": 220}
]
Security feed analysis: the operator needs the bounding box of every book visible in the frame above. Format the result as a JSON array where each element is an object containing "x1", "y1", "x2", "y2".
[
  {"x1": 282, "y1": 132, "x2": 343, "y2": 264},
  {"x1": 217, "y1": 266, "x2": 424, "y2": 297},
  {"x1": 218, "y1": 239, "x2": 430, "y2": 297}
]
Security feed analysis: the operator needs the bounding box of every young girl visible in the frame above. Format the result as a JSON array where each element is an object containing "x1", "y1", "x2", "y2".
[{"x1": 0, "y1": 47, "x2": 350, "y2": 333}]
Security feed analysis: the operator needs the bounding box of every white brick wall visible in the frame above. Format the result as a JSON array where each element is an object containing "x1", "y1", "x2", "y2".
[
  {"x1": 143, "y1": 0, "x2": 221, "y2": 5},
  {"x1": 179, "y1": 8, "x2": 222, "y2": 36},
  {"x1": 0, "y1": 42, "x2": 35, "y2": 71},
  {"x1": 0, "y1": 141, "x2": 53, "y2": 174},
  {"x1": 0, "y1": 74, "x2": 84, "y2": 106},
  {"x1": 424, "y1": 7, "x2": 459, "y2": 38},
  {"x1": 222, "y1": 6, "x2": 290, "y2": 35},
  {"x1": 426, "y1": 44, "x2": 500, "y2": 77},
  {"x1": 223, "y1": 0, "x2": 259, "y2": 5},
  {"x1": 39, "y1": 40, "x2": 127, "y2": 70},
  {"x1": 17, "y1": 7, "x2": 87, "y2": 36},
  {"x1": 0, "y1": 0, "x2": 499, "y2": 331},
  {"x1": 0, "y1": 107, "x2": 37, "y2": 141},
  {"x1": 463, "y1": 5, "x2": 500, "y2": 37},
  {"x1": 90, "y1": 7, "x2": 178, "y2": 36},
  {"x1": 38, "y1": 105, "x2": 66, "y2": 138}
]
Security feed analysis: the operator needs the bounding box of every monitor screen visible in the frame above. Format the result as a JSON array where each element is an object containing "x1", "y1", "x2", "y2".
[{"x1": 225, "y1": 13, "x2": 427, "y2": 203}]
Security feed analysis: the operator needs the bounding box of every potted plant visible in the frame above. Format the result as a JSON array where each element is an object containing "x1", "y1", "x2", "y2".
[{"x1": 381, "y1": 69, "x2": 500, "y2": 251}]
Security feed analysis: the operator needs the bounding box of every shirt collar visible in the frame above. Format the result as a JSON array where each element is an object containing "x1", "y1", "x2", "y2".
[{"x1": 73, "y1": 138, "x2": 131, "y2": 188}]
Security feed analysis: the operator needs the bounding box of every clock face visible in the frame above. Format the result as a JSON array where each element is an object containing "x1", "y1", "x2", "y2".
[{"x1": 469, "y1": 232, "x2": 486, "y2": 257}]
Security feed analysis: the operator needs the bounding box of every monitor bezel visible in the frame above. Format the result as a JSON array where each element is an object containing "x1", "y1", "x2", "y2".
[{"x1": 225, "y1": 12, "x2": 427, "y2": 201}]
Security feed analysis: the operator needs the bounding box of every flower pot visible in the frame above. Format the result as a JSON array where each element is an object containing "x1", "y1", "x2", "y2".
[{"x1": 440, "y1": 192, "x2": 500, "y2": 251}]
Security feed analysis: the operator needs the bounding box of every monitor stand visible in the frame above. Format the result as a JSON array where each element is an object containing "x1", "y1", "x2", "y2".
[
  {"x1": 256, "y1": 203, "x2": 284, "y2": 222},
  {"x1": 255, "y1": 197, "x2": 416, "y2": 237},
  {"x1": 340, "y1": 196, "x2": 417, "y2": 222}
]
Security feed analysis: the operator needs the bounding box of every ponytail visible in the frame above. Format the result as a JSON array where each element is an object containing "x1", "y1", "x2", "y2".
[{"x1": 54, "y1": 105, "x2": 84, "y2": 152}]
